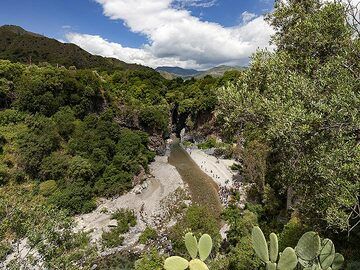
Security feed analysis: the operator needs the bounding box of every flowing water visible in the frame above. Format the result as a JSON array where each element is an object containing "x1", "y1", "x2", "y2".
[{"x1": 168, "y1": 141, "x2": 222, "y2": 219}]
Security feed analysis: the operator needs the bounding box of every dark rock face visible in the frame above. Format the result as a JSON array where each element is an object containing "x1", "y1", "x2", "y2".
[
  {"x1": 132, "y1": 166, "x2": 146, "y2": 186},
  {"x1": 148, "y1": 134, "x2": 166, "y2": 155}
]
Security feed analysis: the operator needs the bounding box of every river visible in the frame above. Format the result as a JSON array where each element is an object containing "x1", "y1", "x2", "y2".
[{"x1": 168, "y1": 141, "x2": 222, "y2": 219}]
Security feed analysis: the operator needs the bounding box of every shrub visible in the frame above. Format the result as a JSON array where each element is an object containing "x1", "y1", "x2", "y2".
[
  {"x1": 135, "y1": 249, "x2": 164, "y2": 270},
  {"x1": 170, "y1": 205, "x2": 220, "y2": 256},
  {"x1": 102, "y1": 228, "x2": 125, "y2": 248},
  {"x1": 39, "y1": 180, "x2": 57, "y2": 197},
  {"x1": 139, "y1": 227, "x2": 158, "y2": 244},
  {"x1": 278, "y1": 217, "x2": 306, "y2": 251},
  {"x1": 49, "y1": 182, "x2": 95, "y2": 214},
  {"x1": 197, "y1": 136, "x2": 217, "y2": 150},
  {"x1": 0, "y1": 109, "x2": 26, "y2": 126},
  {"x1": 101, "y1": 209, "x2": 137, "y2": 248}
]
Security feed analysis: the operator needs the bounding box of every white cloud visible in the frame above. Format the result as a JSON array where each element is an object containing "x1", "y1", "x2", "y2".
[
  {"x1": 172, "y1": 0, "x2": 217, "y2": 8},
  {"x1": 66, "y1": 0, "x2": 275, "y2": 68},
  {"x1": 241, "y1": 11, "x2": 257, "y2": 23},
  {"x1": 61, "y1": 25, "x2": 72, "y2": 29}
]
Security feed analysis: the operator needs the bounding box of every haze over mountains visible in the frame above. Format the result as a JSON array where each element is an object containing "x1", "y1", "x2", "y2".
[{"x1": 156, "y1": 65, "x2": 245, "y2": 79}]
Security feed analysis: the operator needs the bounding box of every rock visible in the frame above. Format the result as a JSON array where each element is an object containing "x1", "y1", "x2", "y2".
[
  {"x1": 148, "y1": 134, "x2": 166, "y2": 155},
  {"x1": 133, "y1": 166, "x2": 146, "y2": 186},
  {"x1": 108, "y1": 219, "x2": 118, "y2": 228},
  {"x1": 220, "y1": 223, "x2": 230, "y2": 240}
]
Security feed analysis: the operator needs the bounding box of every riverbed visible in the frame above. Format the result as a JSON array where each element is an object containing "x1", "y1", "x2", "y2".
[{"x1": 169, "y1": 141, "x2": 222, "y2": 219}]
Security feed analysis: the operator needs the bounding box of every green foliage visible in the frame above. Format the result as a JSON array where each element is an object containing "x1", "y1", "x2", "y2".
[
  {"x1": 135, "y1": 249, "x2": 164, "y2": 270},
  {"x1": 164, "y1": 233, "x2": 212, "y2": 270},
  {"x1": 139, "y1": 105, "x2": 169, "y2": 133},
  {"x1": 18, "y1": 115, "x2": 60, "y2": 177},
  {"x1": 170, "y1": 205, "x2": 220, "y2": 256},
  {"x1": 216, "y1": 0, "x2": 360, "y2": 233},
  {"x1": 197, "y1": 137, "x2": 217, "y2": 150},
  {"x1": 102, "y1": 209, "x2": 137, "y2": 248},
  {"x1": 0, "y1": 185, "x2": 97, "y2": 269},
  {"x1": 278, "y1": 217, "x2": 306, "y2": 251},
  {"x1": 0, "y1": 109, "x2": 26, "y2": 125},
  {"x1": 39, "y1": 180, "x2": 57, "y2": 197},
  {"x1": 139, "y1": 227, "x2": 158, "y2": 245}
]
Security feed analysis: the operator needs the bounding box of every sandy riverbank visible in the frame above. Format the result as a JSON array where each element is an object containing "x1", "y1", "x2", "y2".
[
  {"x1": 185, "y1": 148, "x2": 236, "y2": 187},
  {"x1": 75, "y1": 155, "x2": 185, "y2": 248}
]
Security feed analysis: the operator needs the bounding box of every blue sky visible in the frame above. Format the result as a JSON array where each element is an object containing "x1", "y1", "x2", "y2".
[{"x1": 0, "y1": 0, "x2": 275, "y2": 69}]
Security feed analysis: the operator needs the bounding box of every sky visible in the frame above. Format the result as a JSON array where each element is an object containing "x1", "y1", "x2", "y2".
[{"x1": 0, "y1": 0, "x2": 276, "y2": 69}]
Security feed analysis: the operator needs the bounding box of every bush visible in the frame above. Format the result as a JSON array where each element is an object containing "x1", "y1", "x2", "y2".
[
  {"x1": 102, "y1": 229, "x2": 125, "y2": 248},
  {"x1": 39, "y1": 180, "x2": 57, "y2": 197},
  {"x1": 0, "y1": 241, "x2": 12, "y2": 261},
  {"x1": 49, "y1": 182, "x2": 96, "y2": 214},
  {"x1": 197, "y1": 136, "x2": 217, "y2": 150},
  {"x1": 170, "y1": 205, "x2": 220, "y2": 256},
  {"x1": 0, "y1": 109, "x2": 26, "y2": 126},
  {"x1": 135, "y1": 249, "x2": 164, "y2": 270},
  {"x1": 101, "y1": 209, "x2": 137, "y2": 248},
  {"x1": 278, "y1": 217, "x2": 306, "y2": 250},
  {"x1": 139, "y1": 227, "x2": 158, "y2": 244}
]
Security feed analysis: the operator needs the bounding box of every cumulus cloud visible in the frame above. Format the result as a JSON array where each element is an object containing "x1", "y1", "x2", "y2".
[
  {"x1": 241, "y1": 11, "x2": 257, "y2": 23},
  {"x1": 66, "y1": 0, "x2": 275, "y2": 68},
  {"x1": 172, "y1": 0, "x2": 217, "y2": 8}
]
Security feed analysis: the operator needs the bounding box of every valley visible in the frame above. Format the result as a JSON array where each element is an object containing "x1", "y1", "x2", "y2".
[{"x1": 0, "y1": 0, "x2": 359, "y2": 268}]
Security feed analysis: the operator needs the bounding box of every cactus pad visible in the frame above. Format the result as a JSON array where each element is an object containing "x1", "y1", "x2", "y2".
[
  {"x1": 198, "y1": 234, "x2": 212, "y2": 261},
  {"x1": 295, "y1": 231, "x2": 320, "y2": 261},
  {"x1": 332, "y1": 253, "x2": 344, "y2": 270},
  {"x1": 277, "y1": 247, "x2": 298, "y2": 270},
  {"x1": 269, "y1": 233, "x2": 278, "y2": 263},
  {"x1": 266, "y1": 262, "x2": 277, "y2": 270},
  {"x1": 189, "y1": 259, "x2": 209, "y2": 270},
  {"x1": 185, "y1": 232, "x2": 198, "y2": 259},
  {"x1": 164, "y1": 256, "x2": 189, "y2": 270},
  {"x1": 319, "y1": 238, "x2": 335, "y2": 269},
  {"x1": 252, "y1": 226, "x2": 270, "y2": 262}
]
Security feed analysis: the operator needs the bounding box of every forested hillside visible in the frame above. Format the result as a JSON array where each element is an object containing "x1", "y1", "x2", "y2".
[
  {"x1": 0, "y1": 25, "x2": 148, "y2": 71},
  {"x1": 0, "y1": 0, "x2": 359, "y2": 269}
]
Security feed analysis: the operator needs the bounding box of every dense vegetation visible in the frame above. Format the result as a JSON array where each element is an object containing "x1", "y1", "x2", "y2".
[
  {"x1": 0, "y1": 41, "x2": 235, "y2": 267},
  {"x1": 0, "y1": 0, "x2": 359, "y2": 268},
  {"x1": 0, "y1": 25, "x2": 148, "y2": 71}
]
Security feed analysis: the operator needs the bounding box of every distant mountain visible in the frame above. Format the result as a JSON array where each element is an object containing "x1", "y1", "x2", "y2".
[
  {"x1": 156, "y1": 66, "x2": 200, "y2": 77},
  {"x1": 0, "y1": 25, "x2": 149, "y2": 71},
  {"x1": 194, "y1": 65, "x2": 245, "y2": 79},
  {"x1": 156, "y1": 65, "x2": 244, "y2": 79}
]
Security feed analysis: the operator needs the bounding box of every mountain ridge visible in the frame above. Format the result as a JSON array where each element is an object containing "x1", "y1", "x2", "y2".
[
  {"x1": 156, "y1": 65, "x2": 245, "y2": 79},
  {"x1": 0, "y1": 24, "x2": 150, "y2": 71}
]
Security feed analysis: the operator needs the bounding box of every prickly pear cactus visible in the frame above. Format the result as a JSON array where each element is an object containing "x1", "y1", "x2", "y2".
[
  {"x1": 185, "y1": 232, "x2": 198, "y2": 259},
  {"x1": 277, "y1": 247, "x2": 298, "y2": 270},
  {"x1": 296, "y1": 231, "x2": 321, "y2": 261},
  {"x1": 189, "y1": 259, "x2": 209, "y2": 270},
  {"x1": 266, "y1": 262, "x2": 277, "y2": 270},
  {"x1": 252, "y1": 226, "x2": 269, "y2": 262},
  {"x1": 164, "y1": 256, "x2": 189, "y2": 270},
  {"x1": 331, "y1": 253, "x2": 344, "y2": 270},
  {"x1": 164, "y1": 233, "x2": 213, "y2": 270},
  {"x1": 269, "y1": 233, "x2": 278, "y2": 263},
  {"x1": 198, "y1": 234, "x2": 212, "y2": 261},
  {"x1": 319, "y1": 238, "x2": 335, "y2": 269}
]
